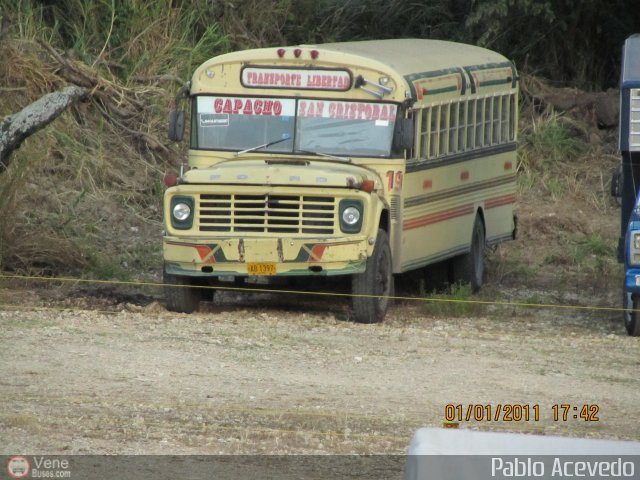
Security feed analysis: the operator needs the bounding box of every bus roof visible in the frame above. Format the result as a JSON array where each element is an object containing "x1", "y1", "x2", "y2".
[
  {"x1": 315, "y1": 39, "x2": 510, "y2": 77},
  {"x1": 193, "y1": 39, "x2": 515, "y2": 101}
]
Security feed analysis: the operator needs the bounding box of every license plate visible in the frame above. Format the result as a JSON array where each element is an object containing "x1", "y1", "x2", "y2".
[{"x1": 247, "y1": 262, "x2": 277, "y2": 276}]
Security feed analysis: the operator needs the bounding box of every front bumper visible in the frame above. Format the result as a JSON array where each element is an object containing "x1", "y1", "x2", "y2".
[{"x1": 163, "y1": 235, "x2": 369, "y2": 277}]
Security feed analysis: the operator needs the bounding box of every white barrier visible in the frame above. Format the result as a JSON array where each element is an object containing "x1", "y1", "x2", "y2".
[
  {"x1": 408, "y1": 428, "x2": 640, "y2": 455},
  {"x1": 406, "y1": 428, "x2": 640, "y2": 480}
]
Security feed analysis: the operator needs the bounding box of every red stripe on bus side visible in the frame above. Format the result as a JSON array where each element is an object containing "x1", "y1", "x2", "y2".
[
  {"x1": 403, "y1": 193, "x2": 516, "y2": 232},
  {"x1": 403, "y1": 204, "x2": 475, "y2": 231},
  {"x1": 485, "y1": 193, "x2": 517, "y2": 209}
]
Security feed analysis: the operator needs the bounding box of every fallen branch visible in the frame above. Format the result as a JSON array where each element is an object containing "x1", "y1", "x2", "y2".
[
  {"x1": 0, "y1": 85, "x2": 87, "y2": 171},
  {"x1": 38, "y1": 41, "x2": 169, "y2": 155}
]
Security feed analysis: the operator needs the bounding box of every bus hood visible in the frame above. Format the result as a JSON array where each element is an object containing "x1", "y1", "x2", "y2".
[{"x1": 182, "y1": 159, "x2": 378, "y2": 189}]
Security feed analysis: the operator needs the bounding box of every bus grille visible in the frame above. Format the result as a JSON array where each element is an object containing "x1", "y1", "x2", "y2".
[{"x1": 198, "y1": 194, "x2": 336, "y2": 234}]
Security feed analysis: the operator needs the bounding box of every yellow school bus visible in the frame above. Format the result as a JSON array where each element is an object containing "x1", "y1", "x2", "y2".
[{"x1": 163, "y1": 39, "x2": 518, "y2": 322}]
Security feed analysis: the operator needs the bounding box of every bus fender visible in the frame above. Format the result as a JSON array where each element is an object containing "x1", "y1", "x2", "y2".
[{"x1": 365, "y1": 195, "x2": 390, "y2": 257}]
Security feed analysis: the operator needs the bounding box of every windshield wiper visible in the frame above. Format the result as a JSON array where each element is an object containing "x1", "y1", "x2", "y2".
[
  {"x1": 235, "y1": 134, "x2": 291, "y2": 156},
  {"x1": 296, "y1": 149, "x2": 352, "y2": 163}
]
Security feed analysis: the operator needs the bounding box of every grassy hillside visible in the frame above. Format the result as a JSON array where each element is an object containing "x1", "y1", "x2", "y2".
[
  {"x1": 0, "y1": 1, "x2": 623, "y2": 303},
  {"x1": 0, "y1": 0, "x2": 226, "y2": 277}
]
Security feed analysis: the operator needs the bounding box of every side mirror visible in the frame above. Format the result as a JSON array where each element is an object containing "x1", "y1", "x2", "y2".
[
  {"x1": 394, "y1": 116, "x2": 415, "y2": 151},
  {"x1": 168, "y1": 111, "x2": 185, "y2": 142}
]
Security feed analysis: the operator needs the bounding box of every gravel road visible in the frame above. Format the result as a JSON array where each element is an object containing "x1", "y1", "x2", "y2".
[{"x1": 2, "y1": 286, "x2": 640, "y2": 455}]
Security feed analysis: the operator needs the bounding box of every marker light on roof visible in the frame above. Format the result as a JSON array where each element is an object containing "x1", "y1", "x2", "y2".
[
  {"x1": 277, "y1": 48, "x2": 285, "y2": 58},
  {"x1": 294, "y1": 48, "x2": 302, "y2": 58},
  {"x1": 310, "y1": 49, "x2": 319, "y2": 59}
]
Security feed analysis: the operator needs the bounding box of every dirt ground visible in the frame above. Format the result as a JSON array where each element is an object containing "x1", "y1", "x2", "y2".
[{"x1": 1, "y1": 279, "x2": 640, "y2": 456}]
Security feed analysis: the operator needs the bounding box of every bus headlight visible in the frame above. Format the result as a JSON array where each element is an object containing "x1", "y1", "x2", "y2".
[
  {"x1": 342, "y1": 207, "x2": 360, "y2": 225},
  {"x1": 339, "y1": 199, "x2": 363, "y2": 233},
  {"x1": 170, "y1": 196, "x2": 194, "y2": 229},
  {"x1": 173, "y1": 203, "x2": 191, "y2": 221}
]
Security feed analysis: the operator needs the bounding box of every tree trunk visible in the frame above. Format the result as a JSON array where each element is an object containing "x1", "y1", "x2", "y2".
[{"x1": 0, "y1": 85, "x2": 87, "y2": 171}]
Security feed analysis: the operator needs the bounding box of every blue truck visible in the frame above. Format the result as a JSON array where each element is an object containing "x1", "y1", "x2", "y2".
[{"x1": 618, "y1": 35, "x2": 640, "y2": 336}]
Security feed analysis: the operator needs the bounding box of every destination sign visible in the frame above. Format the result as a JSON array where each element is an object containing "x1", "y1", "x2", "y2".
[
  {"x1": 197, "y1": 96, "x2": 296, "y2": 117},
  {"x1": 297, "y1": 100, "x2": 397, "y2": 122},
  {"x1": 242, "y1": 67, "x2": 352, "y2": 91}
]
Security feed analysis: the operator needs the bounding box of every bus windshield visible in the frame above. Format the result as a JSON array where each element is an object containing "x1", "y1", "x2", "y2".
[{"x1": 193, "y1": 96, "x2": 398, "y2": 157}]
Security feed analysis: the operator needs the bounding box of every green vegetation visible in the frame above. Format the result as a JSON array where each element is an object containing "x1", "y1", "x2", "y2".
[
  {"x1": 6, "y1": 0, "x2": 228, "y2": 81},
  {"x1": 5, "y1": 0, "x2": 634, "y2": 86},
  {"x1": 0, "y1": 0, "x2": 230, "y2": 277},
  {"x1": 421, "y1": 283, "x2": 486, "y2": 318},
  {"x1": 518, "y1": 110, "x2": 588, "y2": 200}
]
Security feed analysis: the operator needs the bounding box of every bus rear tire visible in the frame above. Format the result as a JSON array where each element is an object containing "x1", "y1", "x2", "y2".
[
  {"x1": 452, "y1": 215, "x2": 485, "y2": 293},
  {"x1": 623, "y1": 287, "x2": 640, "y2": 336},
  {"x1": 351, "y1": 229, "x2": 393, "y2": 324},
  {"x1": 164, "y1": 269, "x2": 201, "y2": 313}
]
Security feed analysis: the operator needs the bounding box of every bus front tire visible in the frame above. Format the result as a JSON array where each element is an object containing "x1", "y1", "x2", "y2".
[
  {"x1": 351, "y1": 229, "x2": 393, "y2": 324},
  {"x1": 623, "y1": 288, "x2": 640, "y2": 336},
  {"x1": 452, "y1": 215, "x2": 485, "y2": 293},
  {"x1": 164, "y1": 270, "x2": 201, "y2": 313}
]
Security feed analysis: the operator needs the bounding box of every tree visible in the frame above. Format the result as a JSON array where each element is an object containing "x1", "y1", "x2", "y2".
[{"x1": 0, "y1": 86, "x2": 86, "y2": 171}]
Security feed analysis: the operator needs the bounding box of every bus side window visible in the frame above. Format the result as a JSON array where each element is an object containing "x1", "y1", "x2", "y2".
[
  {"x1": 439, "y1": 104, "x2": 449, "y2": 156},
  {"x1": 484, "y1": 96, "x2": 493, "y2": 146},
  {"x1": 475, "y1": 98, "x2": 484, "y2": 147},
  {"x1": 430, "y1": 105, "x2": 439, "y2": 158},
  {"x1": 449, "y1": 102, "x2": 459, "y2": 154},
  {"x1": 458, "y1": 100, "x2": 466, "y2": 152},
  {"x1": 467, "y1": 99, "x2": 476, "y2": 150},
  {"x1": 421, "y1": 108, "x2": 430, "y2": 159},
  {"x1": 492, "y1": 96, "x2": 501, "y2": 144},
  {"x1": 501, "y1": 94, "x2": 510, "y2": 142}
]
